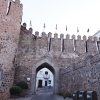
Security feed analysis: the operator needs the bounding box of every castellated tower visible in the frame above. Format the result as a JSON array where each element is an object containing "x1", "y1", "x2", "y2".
[{"x1": 0, "y1": 0, "x2": 23, "y2": 99}]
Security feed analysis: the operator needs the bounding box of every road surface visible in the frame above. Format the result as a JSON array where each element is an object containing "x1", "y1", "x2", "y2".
[{"x1": 32, "y1": 89, "x2": 56, "y2": 100}]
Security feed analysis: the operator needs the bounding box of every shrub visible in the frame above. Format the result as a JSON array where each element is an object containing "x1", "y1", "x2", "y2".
[
  {"x1": 65, "y1": 92, "x2": 73, "y2": 98},
  {"x1": 9, "y1": 86, "x2": 22, "y2": 95},
  {"x1": 57, "y1": 92, "x2": 63, "y2": 96},
  {"x1": 16, "y1": 81, "x2": 28, "y2": 89}
]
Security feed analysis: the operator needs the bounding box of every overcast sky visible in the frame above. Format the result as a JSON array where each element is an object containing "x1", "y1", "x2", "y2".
[{"x1": 20, "y1": 0, "x2": 100, "y2": 37}]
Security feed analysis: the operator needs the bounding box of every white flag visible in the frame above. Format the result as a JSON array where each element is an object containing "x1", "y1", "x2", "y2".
[
  {"x1": 48, "y1": 37, "x2": 51, "y2": 51},
  {"x1": 6, "y1": 0, "x2": 11, "y2": 15},
  {"x1": 73, "y1": 39, "x2": 75, "y2": 51},
  {"x1": 96, "y1": 42, "x2": 99, "y2": 52}
]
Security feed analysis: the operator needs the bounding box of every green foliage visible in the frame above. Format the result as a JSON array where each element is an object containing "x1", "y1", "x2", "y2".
[
  {"x1": 57, "y1": 92, "x2": 73, "y2": 98},
  {"x1": 16, "y1": 81, "x2": 28, "y2": 89},
  {"x1": 64, "y1": 92, "x2": 73, "y2": 98},
  {"x1": 9, "y1": 86, "x2": 22, "y2": 95},
  {"x1": 57, "y1": 92, "x2": 63, "y2": 96}
]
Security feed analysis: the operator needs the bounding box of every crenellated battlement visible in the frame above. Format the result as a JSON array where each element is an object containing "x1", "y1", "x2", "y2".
[
  {"x1": 21, "y1": 23, "x2": 33, "y2": 34},
  {"x1": 1, "y1": 1, "x2": 100, "y2": 99},
  {"x1": 21, "y1": 23, "x2": 100, "y2": 56},
  {"x1": 21, "y1": 23, "x2": 99, "y2": 41}
]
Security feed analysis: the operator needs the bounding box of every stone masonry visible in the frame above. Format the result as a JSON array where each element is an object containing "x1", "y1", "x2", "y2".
[
  {"x1": 14, "y1": 23, "x2": 100, "y2": 97},
  {"x1": 0, "y1": 0, "x2": 22, "y2": 99},
  {"x1": 14, "y1": 24, "x2": 79, "y2": 94},
  {"x1": 60, "y1": 54, "x2": 100, "y2": 100},
  {"x1": 0, "y1": 0, "x2": 100, "y2": 100}
]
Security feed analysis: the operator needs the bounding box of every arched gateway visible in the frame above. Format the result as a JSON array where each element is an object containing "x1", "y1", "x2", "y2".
[{"x1": 31, "y1": 59, "x2": 59, "y2": 94}]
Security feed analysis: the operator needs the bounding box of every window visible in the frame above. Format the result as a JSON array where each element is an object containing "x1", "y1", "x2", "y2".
[
  {"x1": 49, "y1": 80, "x2": 51, "y2": 84},
  {"x1": 45, "y1": 71, "x2": 48, "y2": 75}
]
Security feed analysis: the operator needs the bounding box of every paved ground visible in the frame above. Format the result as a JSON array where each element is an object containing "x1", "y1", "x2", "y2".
[
  {"x1": 9, "y1": 89, "x2": 73, "y2": 100},
  {"x1": 32, "y1": 89, "x2": 56, "y2": 100},
  {"x1": 54, "y1": 95, "x2": 72, "y2": 100}
]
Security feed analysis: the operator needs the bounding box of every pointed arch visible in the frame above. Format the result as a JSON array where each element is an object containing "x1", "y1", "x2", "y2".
[
  {"x1": 31, "y1": 58, "x2": 59, "y2": 94},
  {"x1": 33, "y1": 59, "x2": 56, "y2": 71},
  {"x1": 36, "y1": 62, "x2": 55, "y2": 74}
]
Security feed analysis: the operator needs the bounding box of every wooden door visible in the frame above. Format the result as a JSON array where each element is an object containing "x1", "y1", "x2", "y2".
[{"x1": 38, "y1": 80, "x2": 42, "y2": 88}]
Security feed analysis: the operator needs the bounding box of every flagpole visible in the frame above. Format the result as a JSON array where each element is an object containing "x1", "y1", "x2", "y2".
[
  {"x1": 87, "y1": 28, "x2": 89, "y2": 37},
  {"x1": 66, "y1": 25, "x2": 67, "y2": 34},
  {"x1": 77, "y1": 27, "x2": 79, "y2": 36},
  {"x1": 30, "y1": 20, "x2": 32, "y2": 28},
  {"x1": 43, "y1": 23, "x2": 45, "y2": 32},
  {"x1": 55, "y1": 24, "x2": 57, "y2": 33}
]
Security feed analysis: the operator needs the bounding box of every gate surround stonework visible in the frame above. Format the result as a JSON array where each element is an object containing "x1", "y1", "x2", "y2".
[{"x1": 31, "y1": 59, "x2": 59, "y2": 94}]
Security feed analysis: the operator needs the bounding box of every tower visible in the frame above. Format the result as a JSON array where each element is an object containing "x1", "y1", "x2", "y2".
[{"x1": 0, "y1": 0, "x2": 23, "y2": 99}]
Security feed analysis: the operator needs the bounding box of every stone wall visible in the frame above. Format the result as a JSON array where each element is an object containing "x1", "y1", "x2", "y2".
[
  {"x1": 60, "y1": 54, "x2": 100, "y2": 100},
  {"x1": 34, "y1": 31, "x2": 100, "y2": 56},
  {"x1": 14, "y1": 24, "x2": 80, "y2": 93},
  {"x1": 14, "y1": 22, "x2": 100, "y2": 95},
  {"x1": 14, "y1": 25, "x2": 35, "y2": 89},
  {"x1": 1, "y1": 1, "x2": 100, "y2": 99},
  {"x1": 0, "y1": 0, "x2": 22, "y2": 99}
]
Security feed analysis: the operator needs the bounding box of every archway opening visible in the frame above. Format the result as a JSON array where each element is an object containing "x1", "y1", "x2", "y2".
[{"x1": 35, "y1": 63, "x2": 55, "y2": 91}]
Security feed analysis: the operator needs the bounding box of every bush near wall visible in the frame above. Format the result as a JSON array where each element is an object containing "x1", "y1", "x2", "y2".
[
  {"x1": 64, "y1": 92, "x2": 73, "y2": 98},
  {"x1": 57, "y1": 92, "x2": 63, "y2": 96},
  {"x1": 9, "y1": 86, "x2": 22, "y2": 95},
  {"x1": 57, "y1": 92, "x2": 73, "y2": 98},
  {"x1": 16, "y1": 81, "x2": 28, "y2": 89},
  {"x1": 16, "y1": 81, "x2": 28, "y2": 96}
]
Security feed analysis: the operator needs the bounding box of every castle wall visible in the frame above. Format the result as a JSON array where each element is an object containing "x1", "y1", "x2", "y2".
[
  {"x1": 14, "y1": 25, "x2": 35, "y2": 88},
  {"x1": 14, "y1": 22, "x2": 100, "y2": 96},
  {"x1": 87, "y1": 37, "x2": 98, "y2": 54},
  {"x1": 0, "y1": 0, "x2": 100, "y2": 100},
  {"x1": 60, "y1": 54, "x2": 100, "y2": 100},
  {"x1": 14, "y1": 25, "x2": 80, "y2": 94},
  {"x1": 0, "y1": 0, "x2": 22, "y2": 99},
  {"x1": 75, "y1": 35, "x2": 86, "y2": 54},
  {"x1": 64, "y1": 39, "x2": 74, "y2": 53},
  {"x1": 51, "y1": 38, "x2": 61, "y2": 52}
]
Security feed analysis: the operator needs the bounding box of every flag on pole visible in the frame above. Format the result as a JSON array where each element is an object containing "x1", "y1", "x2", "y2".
[
  {"x1": 48, "y1": 38, "x2": 51, "y2": 51},
  {"x1": 62, "y1": 39, "x2": 64, "y2": 52},
  {"x1": 43, "y1": 23, "x2": 45, "y2": 32},
  {"x1": 61, "y1": 39, "x2": 62, "y2": 52},
  {"x1": 66, "y1": 25, "x2": 67, "y2": 31},
  {"x1": 6, "y1": 0, "x2": 11, "y2": 15},
  {"x1": 30, "y1": 20, "x2": 32, "y2": 27},
  {"x1": 73, "y1": 39, "x2": 76, "y2": 51},
  {"x1": 86, "y1": 41, "x2": 88, "y2": 52},
  {"x1": 77, "y1": 27, "x2": 79, "y2": 33},
  {"x1": 84, "y1": 41, "x2": 86, "y2": 52},
  {"x1": 87, "y1": 28, "x2": 89, "y2": 32},
  {"x1": 96, "y1": 41, "x2": 99, "y2": 52},
  {"x1": 61, "y1": 39, "x2": 64, "y2": 52},
  {"x1": 56, "y1": 24, "x2": 57, "y2": 30},
  {"x1": 43, "y1": 23, "x2": 45, "y2": 29}
]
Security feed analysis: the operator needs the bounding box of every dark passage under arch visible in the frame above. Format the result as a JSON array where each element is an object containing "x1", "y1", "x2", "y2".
[{"x1": 36, "y1": 63, "x2": 55, "y2": 74}]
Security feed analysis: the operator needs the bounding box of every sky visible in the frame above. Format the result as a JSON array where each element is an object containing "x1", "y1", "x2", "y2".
[{"x1": 20, "y1": 0, "x2": 100, "y2": 37}]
